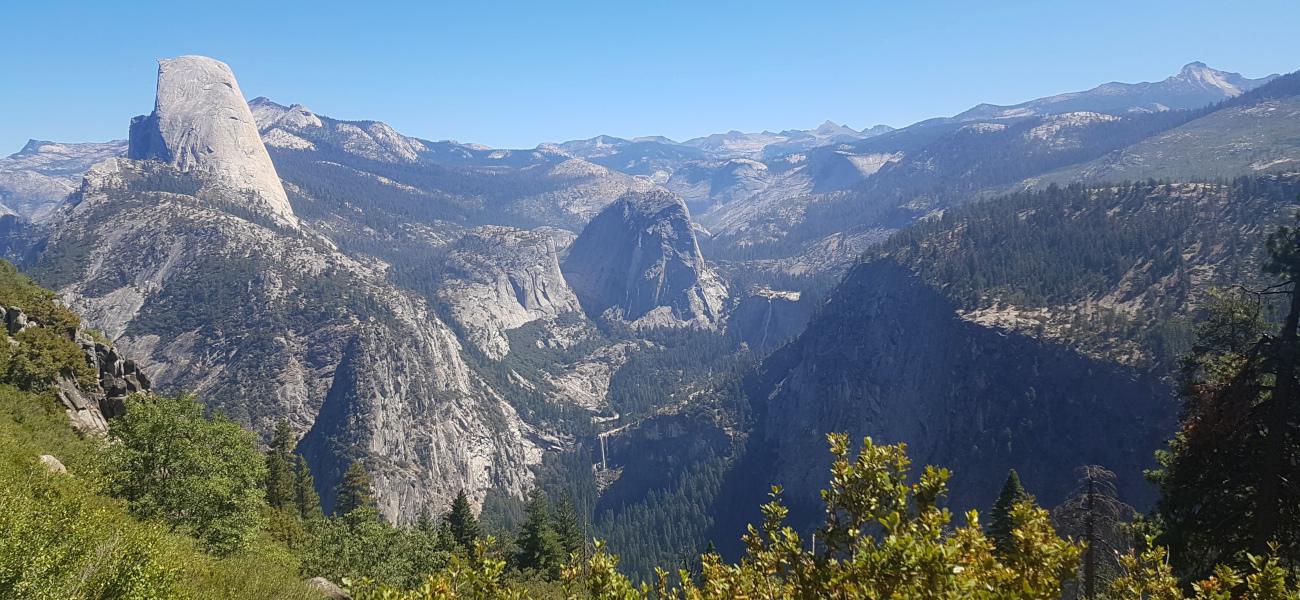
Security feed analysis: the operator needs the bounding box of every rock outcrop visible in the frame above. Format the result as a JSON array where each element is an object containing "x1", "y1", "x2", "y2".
[
  {"x1": 128, "y1": 56, "x2": 297, "y2": 228},
  {"x1": 562, "y1": 190, "x2": 727, "y2": 329},
  {"x1": 1, "y1": 305, "x2": 149, "y2": 435},
  {"x1": 435, "y1": 226, "x2": 582, "y2": 359},
  {"x1": 306, "y1": 577, "x2": 350, "y2": 599},
  {"x1": 727, "y1": 288, "x2": 810, "y2": 354}
]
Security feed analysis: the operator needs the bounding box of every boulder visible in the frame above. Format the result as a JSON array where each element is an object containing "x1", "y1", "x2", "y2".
[
  {"x1": 38, "y1": 455, "x2": 67, "y2": 474},
  {"x1": 306, "y1": 577, "x2": 350, "y2": 599},
  {"x1": 5, "y1": 305, "x2": 27, "y2": 336}
]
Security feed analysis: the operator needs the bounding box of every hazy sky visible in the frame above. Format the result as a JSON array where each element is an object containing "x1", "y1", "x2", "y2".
[{"x1": 3, "y1": 0, "x2": 1298, "y2": 151}]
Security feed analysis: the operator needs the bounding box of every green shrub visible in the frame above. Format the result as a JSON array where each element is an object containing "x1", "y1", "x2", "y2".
[
  {"x1": 0, "y1": 260, "x2": 80, "y2": 332},
  {"x1": 8, "y1": 327, "x2": 96, "y2": 391},
  {"x1": 0, "y1": 436, "x2": 182, "y2": 598},
  {"x1": 0, "y1": 343, "x2": 12, "y2": 385},
  {"x1": 300, "y1": 509, "x2": 455, "y2": 590},
  {"x1": 105, "y1": 394, "x2": 268, "y2": 555}
]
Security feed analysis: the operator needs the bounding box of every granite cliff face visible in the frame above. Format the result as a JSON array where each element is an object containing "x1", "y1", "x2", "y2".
[
  {"x1": 35, "y1": 56, "x2": 539, "y2": 522},
  {"x1": 128, "y1": 56, "x2": 297, "y2": 228},
  {"x1": 748, "y1": 260, "x2": 1173, "y2": 522},
  {"x1": 435, "y1": 225, "x2": 582, "y2": 359},
  {"x1": 562, "y1": 190, "x2": 727, "y2": 329},
  {"x1": 727, "y1": 288, "x2": 810, "y2": 354}
]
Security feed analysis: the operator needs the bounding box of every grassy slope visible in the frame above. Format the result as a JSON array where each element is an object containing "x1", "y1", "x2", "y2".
[
  {"x1": 0, "y1": 258, "x2": 321, "y2": 598},
  {"x1": 0, "y1": 385, "x2": 322, "y2": 599}
]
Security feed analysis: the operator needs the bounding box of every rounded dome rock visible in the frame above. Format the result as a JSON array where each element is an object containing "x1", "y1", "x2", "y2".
[{"x1": 128, "y1": 55, "x2": 298, "y2": 228}]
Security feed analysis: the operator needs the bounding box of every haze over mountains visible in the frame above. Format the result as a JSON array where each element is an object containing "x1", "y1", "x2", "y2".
[{"x1": 2, "y1": 54, "x2": 1298, "y2": 581}]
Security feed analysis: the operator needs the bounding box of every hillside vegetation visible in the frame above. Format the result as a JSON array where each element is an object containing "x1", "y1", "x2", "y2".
[
  {"x1": 874, "y1": 176, "x2": 1300, "y2": 367},
  {"x1": 0, "y1": 261, "x2": 319, "y2": 598}
]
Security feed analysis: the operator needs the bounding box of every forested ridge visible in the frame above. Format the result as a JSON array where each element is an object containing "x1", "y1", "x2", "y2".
[{"x1": 872, "y1": 175, "x2": 1300, "y2": 367}]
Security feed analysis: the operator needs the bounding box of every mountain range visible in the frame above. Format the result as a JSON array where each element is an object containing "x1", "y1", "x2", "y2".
[{"x1": 2, "y1": 55, "x2": 1297, "y2": 578}]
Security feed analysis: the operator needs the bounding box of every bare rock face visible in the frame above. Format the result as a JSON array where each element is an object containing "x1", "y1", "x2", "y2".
[
  {"x1": 543, "y1": 340, "x2": 645, "y2": 410},
  {"x1": 128, "y1": 56, "x2": 297, "y2": 228},
  {"x1": 45, "y1": 154, "x2": 538, "y2": 523},
  {"x1": 436, "y1": 226, "x2": 582, "y2": 359},
  {"x1": 749, "y1": 260, "x2": 1171, "y2": 524},
  {"x1": 562, "y1": 190, "x2": 727, "y2": 329},
  {"x1": 728, "y1": 287, "x2": 810, "y2": 354}
]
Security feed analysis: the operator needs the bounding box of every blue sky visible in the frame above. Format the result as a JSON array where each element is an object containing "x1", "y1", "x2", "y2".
[{"x1": 2, "y1": 0, "x2": 1298, "y2": 151}]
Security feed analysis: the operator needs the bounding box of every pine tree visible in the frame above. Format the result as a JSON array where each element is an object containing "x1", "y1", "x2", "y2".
[
  {"x1": 514, "y1": 490, "x2": 564, "y2": 578},
  {"x1": 989, "y1": 469, "x2": 1029, "y2": 558},
  {"x1": 1152, "y1": 287, "x2": 1271, "y2": 580},
  {"x1": 293, "y1": 454, "x2": 323, "y2": 520},
  {"x1": 416, "y1": 508, "x2": 435, "y2": 533},
  {"x1": 264, "y1": 421, "x2": 296, "y2": 510},
  {"x1": 552, "y1": 493, "x2": 585, "y2": 559},
  {"x1": 435, "y1": 520, "x2": 457, "y2": 553},
  {"x1": 1255, "y1": 219, "x2": 1300, "y2": 556},
  {"x1": 1052, "y1": 466, "x2": 1134, "y2": 600},
  {"x1": 1152, "y1": 214, "x2": 1300, "y2": 580},
  {"x1": 443, "y1": 490, "x2": 480, "y2": 553},
  {"x1": 334, "y1": 461, "x2": 377, "y2": 517}
]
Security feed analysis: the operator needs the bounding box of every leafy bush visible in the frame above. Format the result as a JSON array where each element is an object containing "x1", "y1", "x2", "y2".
[
  {"x1": 0, "y1": 342, "x2": 12, "y2": 386},
  {"x1": 349, "y1": 434, "x2": 1300, "y2": 599},
  {"x1": 105, "y1": 394, "x2": 268, "y2": 555},
  {"x1": 0, "y1": 385, "x2": 179, "y2": 598},
  {"x1": 352, "y1": 434, "x2": 1084, "y2": 599},
  {"x1": 0, "y1": 384, "x2": 321, "y2": 599},
  {"x1": 300, "y1": 509, "x2": 455, "y2": 590},
  {"x1": 8, "y1": 326, "x2": 97, "y2": 391},
  {"x1": 0, "y1": 439, "x2": 181, "y2": 599},
  {"x1": 0, "y1": 260, "x2": 81, "y2": 332}
]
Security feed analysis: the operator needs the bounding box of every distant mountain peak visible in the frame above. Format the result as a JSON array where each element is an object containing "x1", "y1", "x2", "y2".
[
  {"x1": 953, "y1": 62, "x2": 1279, "y2": 121},
  {"x1": 630, "y1": 135, "x2": 679, "y2": 144},
  {"x1": 1171, "y1": 61, "x2": 1248, "y2": 95},
  {"x1": 814, "y1": 120, "x2": 852, "y2": 135},
  {"x1": 247, "y1": 96, "x2": 281, "y2": 108},
  {"x1": 16, "y1": 139, "x2": 51, "y2": 156}
]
